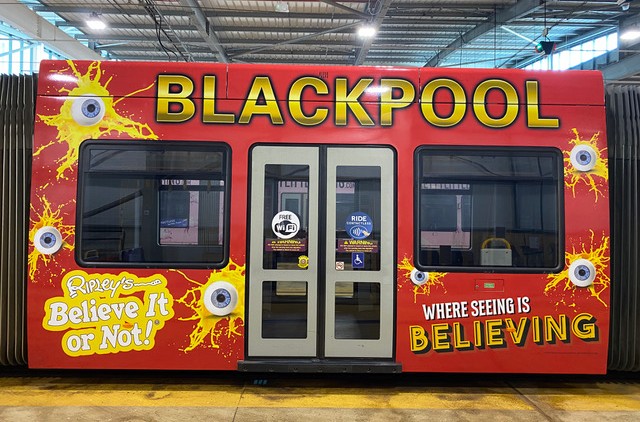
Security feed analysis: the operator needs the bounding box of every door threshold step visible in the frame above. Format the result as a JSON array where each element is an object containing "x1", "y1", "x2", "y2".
[{"x1": 238, "y1": 359, "x2": 402, "y2": 373}]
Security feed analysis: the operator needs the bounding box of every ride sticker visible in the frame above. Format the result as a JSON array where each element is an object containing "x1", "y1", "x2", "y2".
[
  {"x1": 345, "y1": 212, "x2": 372, "y2": 240},
  {"x1": 42, "y1": 270, "x2": 174, "y2": 357}
]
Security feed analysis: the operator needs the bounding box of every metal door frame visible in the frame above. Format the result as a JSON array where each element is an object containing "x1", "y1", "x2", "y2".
[{"x1": 247, "y1": 145, "x2": 395, "y2": 359}]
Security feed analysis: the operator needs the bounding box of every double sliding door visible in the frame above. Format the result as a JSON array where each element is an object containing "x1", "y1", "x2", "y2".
[{"x1": 247, "y1": 146, "x2": 395, "y2": 359}]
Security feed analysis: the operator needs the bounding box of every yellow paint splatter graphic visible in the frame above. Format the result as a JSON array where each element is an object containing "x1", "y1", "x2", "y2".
[
  {"x1": 28, "y1": 195, "x2": 74, "y2": 281},
  {"x1": 398, "y1": 256, "x2": 447, "y2": 303},
  {"x1": 175, "y1": 261, "x2": 245, "y2": 356},
  {"x1": 564, "y1": 128, "x2": 608, "y2": 202},
  {"x1": 545, "y1": 230, "x2": 610, "y2": 308},
  {"x1": 36, "y1": 60, "x2": 157, "y2": 179}
]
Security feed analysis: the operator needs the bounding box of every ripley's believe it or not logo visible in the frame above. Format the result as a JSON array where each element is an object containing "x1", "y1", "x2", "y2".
[{"x1": 43, "y1": 270, "x2": 174, "y2": 357}]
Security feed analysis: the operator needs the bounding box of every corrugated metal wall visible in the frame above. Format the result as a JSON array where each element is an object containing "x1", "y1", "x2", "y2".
[
  {"x1": 0, "y1": 74, "x2": 34, "y2": 366},
  {"x1": 606, "y1": 85, "x2": 640, "y2": 372}
]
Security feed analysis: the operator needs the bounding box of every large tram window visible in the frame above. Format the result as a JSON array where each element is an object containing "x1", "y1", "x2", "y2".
[
  {"x1": 76, "y1": 141, "x2": 230, "y2": 267},
  {"x1": 415, "y1": 147, "x2": 563, "y2": 272}
]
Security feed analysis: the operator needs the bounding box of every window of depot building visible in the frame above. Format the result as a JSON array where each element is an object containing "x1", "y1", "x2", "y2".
[
  {"x1": 415, "y1": 147, "x2": 563, "y2": 272},
  {"x1": 76, "y1": 141, "x2": 230, "y2": 267}
]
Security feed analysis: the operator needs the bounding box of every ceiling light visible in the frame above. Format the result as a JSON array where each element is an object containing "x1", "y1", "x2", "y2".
[
  {"x1": 358, "y1": 25, "x2": 376, "y2": 38},
  {"x1": 87, "y1": 13, "x2": 106, "y2": 30}
]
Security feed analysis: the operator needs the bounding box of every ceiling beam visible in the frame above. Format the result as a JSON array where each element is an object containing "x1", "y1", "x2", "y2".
[
  {"x1": 321, "y1": 1, "x2": 371, "y2": 19},
  {"x1": 229, "y1": 21, "x2": 361, "y2": 59},
  {"x1": 0, "y1": 0, "x2": 101, "y2": 60},
  {"x1": 424, "y1": 0, "x2": 544, "y2": 67},
  {"x1": 180, "y1": 0, "x2": 228, "y2": 62},
  {"x1": 355, "y1": 0, "x2": 395, "y2": 65},
  {"x1": 602, "y1": 53, "x2": 640, "y2": 82},
  {"x1": 31, "y1": 5, "x2": 360, "y2": 21}
]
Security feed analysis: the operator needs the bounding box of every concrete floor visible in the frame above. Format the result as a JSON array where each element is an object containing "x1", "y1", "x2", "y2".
[{"x1": 1, "y1": 371, "x2": 639, "y2": 421}]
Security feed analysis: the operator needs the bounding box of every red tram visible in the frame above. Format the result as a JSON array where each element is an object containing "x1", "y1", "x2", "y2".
[{"x1": 26, "y1": 60, "x2": 610, "y2": 373}]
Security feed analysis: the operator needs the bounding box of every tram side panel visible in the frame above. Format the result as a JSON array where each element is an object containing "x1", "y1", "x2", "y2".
[
  {"x1": 396, "y1": 69, "x2": 610, "y2": 373},
  {"x1": 27, "y1": 60, "x2": 419, "y2": 370},
  {"x1": 28, "y1": 61, "x2": 253, "y2": 370},
  {"x1": 26, "y1": 60, "x2": 610, "y2": 373}
]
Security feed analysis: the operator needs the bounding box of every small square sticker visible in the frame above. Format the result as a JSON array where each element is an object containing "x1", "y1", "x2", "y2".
[{"x1": 352, "y1": 252, "x2": 365, "y2": 269}]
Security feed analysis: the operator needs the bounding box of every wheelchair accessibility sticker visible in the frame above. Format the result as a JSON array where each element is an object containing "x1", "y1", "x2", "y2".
[{"x1": 352, "y1": 252, "x2": 365, "y2": 269}]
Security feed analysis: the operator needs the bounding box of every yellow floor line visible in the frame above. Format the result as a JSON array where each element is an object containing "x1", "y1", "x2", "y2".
[{"x1": 0, "y1": 378, "x2": 639, "y2": 411}]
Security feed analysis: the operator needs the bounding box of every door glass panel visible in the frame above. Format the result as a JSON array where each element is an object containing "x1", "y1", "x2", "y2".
[
  {"x1": 262, "y1": 281, "x2": 308, "y2": 339},
  {"x1": 335, "y1": 166, "x2": 381, "y2": 271},
  {"x1": 334, "y1": 282, "x2": 380, "y2": 339},
  {"x1": 263, "y1": 164, "x2": 309, "y2": 270}
]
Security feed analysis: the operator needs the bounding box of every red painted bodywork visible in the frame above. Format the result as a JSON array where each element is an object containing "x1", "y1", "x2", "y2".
[{"x1": 28, "y1": 60, "x2": 610, "y2": 373}]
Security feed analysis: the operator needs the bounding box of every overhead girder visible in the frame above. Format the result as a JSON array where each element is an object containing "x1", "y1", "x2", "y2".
[
  {"x1": 354, "y1": 0, "x2": 395, "y2": 65},
  {"x1": 0, "y1": 0, "x2": 100, "y2": 60},
  {"x1": 424, "y1": 0, "x2": 545, "y2": 67},
  {"x1": 180, "y1": 0, "x2": 228, "y2": 62}
]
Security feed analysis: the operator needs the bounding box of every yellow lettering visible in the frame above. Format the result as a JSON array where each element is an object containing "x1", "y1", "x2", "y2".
[
  {"x1": 421, "y1": 78, "x2": 466, "y2": 127},
  {"x1": 156, "y1": 75, "x2": 195, "y2": 123},
  {"x1": 202, "y1": 76, "x2": 235, "y2": 124},
  {"x1": 410, "y1": 325, "x2": 430, "y2": 353},
  {"x1": 289, "y1": 77, "x2": 329, "y2": 126},
  {"x1": 473, "y1": 79, "x2": 519, "y2": 128},
  {"x1": 380, "y1": 78, "x2": 415, "y2": 126},
  {"x1": 335, "y1": 78, "x2": 374, "y2": 126},
  {"x1": 526, "y1": 80, "x2": 560, "y2": 128},
  {"x1": 545, "y1": 314, "x2": 569, "y2": 343},
  {"x1": 485, "y1": 319, "x2": 505, "y2": 347},
  {"x1": 572, "y1": 313, "x2": 598, "y2": 340},
  {"x1": 505, "y1": 317, "x2": 530, "y2": 346},
  {"x1": 473, "y1": 320, "x2": 484, "y2": 348},
  {"x1": 431, "y1": 323, "x2": 452, "y2": 351},
  {"x1": 453, "y1": 322, "x2": 472, "y2": 349},
  {"x1": 239, "y1": 76, "x2": 283, "y2": 124},
  {"x1": 530, "y1": 316, "x2": 541, "y2": 344}
]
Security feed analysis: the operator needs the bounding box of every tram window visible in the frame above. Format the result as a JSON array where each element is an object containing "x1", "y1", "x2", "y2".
[
  {"x1": 76, "y1": 141, "x2": 230, "y2": 267},
  {"x1": 262, "y1": 165, "x2": 310, "y2": 270},
  {"x1": 335, "y1": 167, "x2": 382, "y2": 272},
  {"x1": 415, "y1": 147, "x2": 563, "y2": 272}
]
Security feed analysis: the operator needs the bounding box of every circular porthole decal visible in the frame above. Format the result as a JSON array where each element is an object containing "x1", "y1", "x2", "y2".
[
  {"x1": 33, "y1": 226, "x2": 63, "y2": 255},
  {"x1": 203, "y1": 281, "x2": 239, "y2": 316},
  {"x1": 570, "y1": 144, "x2": 597, "y2": 172},
  {"x1": 71, "y1": 95, "x2": 106, "y2": 126},
  {"x1": 410, "y1": 268, "x2": 429, "y2": 286},
  {"x1": 568, "y1": 259, "x2": 596, "y2": 287}
]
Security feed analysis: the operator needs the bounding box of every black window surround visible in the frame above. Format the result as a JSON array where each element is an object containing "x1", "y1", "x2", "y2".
[
  {"x1": 76, "y1": 140, "x2": 231, "y2": 269},
  {"x1": 414, "y1": 146, "x2": 564, "y2": 274}
]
